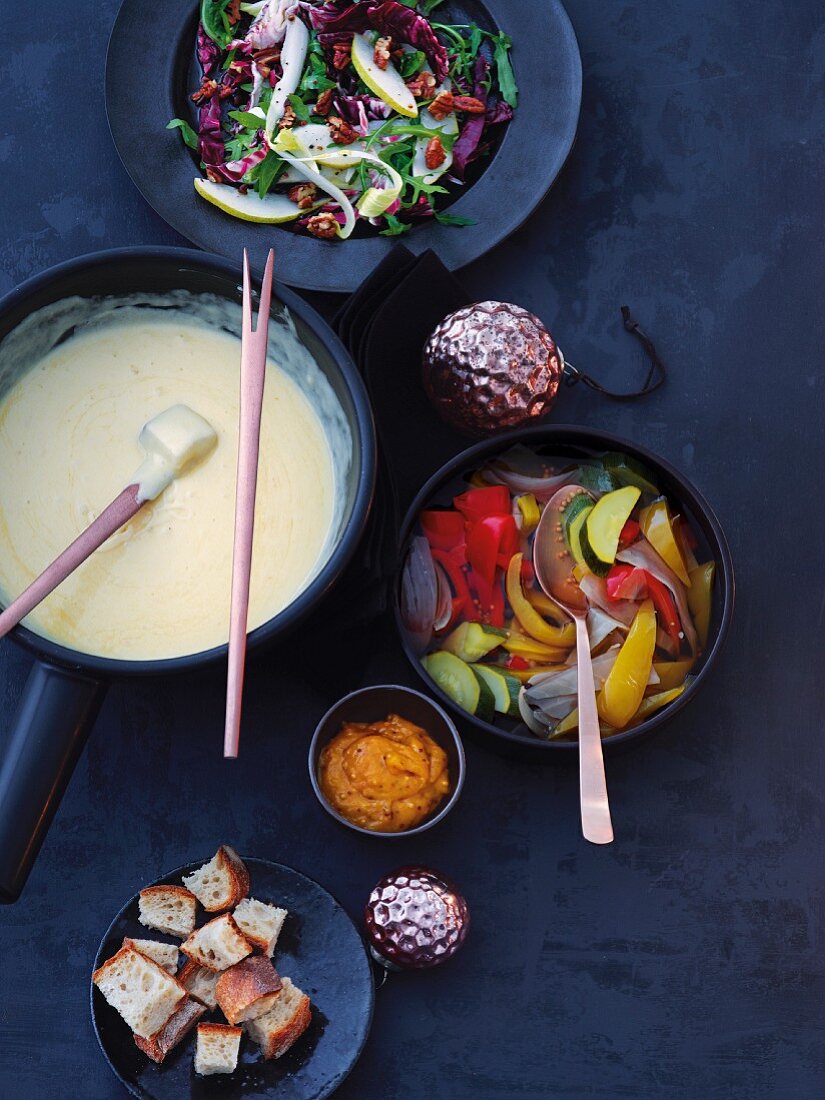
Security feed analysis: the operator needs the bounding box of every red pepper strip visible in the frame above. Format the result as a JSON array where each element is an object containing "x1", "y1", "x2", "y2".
[
  {"x1": 618, "y1": 519, "x2": 641, "y2": 548},
  {"x1": 521, "y1": 557, "x2": 535, "y2": 585},
  {"x1": 467, "y1": 515, "x2": 518, "y2": 585},
  {"x1": 431, "y1": 549, "x2": 476, "y2": 620},
  {"x1": 506, "y1": 654, "x2": 529, "y2": 670},
  {"x1": 645, "y1": 572, "x2": 682, "y2": 643},
  {"x1": 453, "y1": 485, "x2": 511, "y2": 522},
  {"x1": 421, "y1": 509, "x2": 465, "y2": 551},
  {"x1": 489, "y1": 577, "x2": 505, "y2": 628},
  {"x1": 606, "y1": 563, "x2": 648, "y2": 601}
]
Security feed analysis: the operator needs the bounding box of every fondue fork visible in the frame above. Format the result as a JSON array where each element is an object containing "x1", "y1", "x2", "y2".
[
  {"x1": 224, "y1": 249, "x2": 275, "y2": 759},
  {"x1": 0, "y1": 405, "x2": 217, "y2": 642}
]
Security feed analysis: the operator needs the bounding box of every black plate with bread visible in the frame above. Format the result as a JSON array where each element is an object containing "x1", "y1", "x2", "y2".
[{"x1": 90, "y1": 850, "x2": 374, "y2": 1098}]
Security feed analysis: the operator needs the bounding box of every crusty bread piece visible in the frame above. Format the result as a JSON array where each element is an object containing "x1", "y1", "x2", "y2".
[
  {"x1": 123, "y1": 937, "x2": 179, "y2": 975},
  {"x1": 233, "y1": 898, "x2": 287, "y2": 957},
  {"x1": 244, "y1": 977, "x2": 311, "y2": 1060},
  {"x1": 194, "y1": 1022, "x2": 242, "y2": 1076},
  {"x1": 92, "y1": 945, "x2": 186, "y2": 1039},
  {"x1": 133, "y1": 996, "x2": 205, "y2": 1064},
  {"x1": 177, "y1": 959, "x2": 220, "y2": 1010},
  {"x1": 216, "y1": 956, "x2": 283, "y2": 1025},
  {"x1": 183, "y1": 846, "x2": 250, "y2": 912},
  {"x1": 138, "y1": 885, "x2": 197, "y2": 938},
  {"x1": 181, "y1": 913, "x2": 252, "y2": 972}
]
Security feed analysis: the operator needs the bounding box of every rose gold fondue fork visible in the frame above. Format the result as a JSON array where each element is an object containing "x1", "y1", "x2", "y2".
[
  {"x1": 224, "y1": 249, "x2": 275, "y2": 760},
  {"x1": 0, "y1": 405, "x2": 217, "y2": 642},
  {"x1": 533, "y1": 485, "x2": 614, "y2": 845}
]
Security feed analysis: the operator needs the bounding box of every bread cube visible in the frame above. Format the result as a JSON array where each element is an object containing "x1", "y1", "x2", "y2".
[
  {"x1": 181, "y1": 913, "x2": 252, "y2": 972},
  {"x1": 194, "y1": 1022, "x2": 242, "y2": 1076},
  {"x1": 216, "y1": 956, "x2": 283, "y2": 1025},
  {"x1": 92, "y1": 945, "x2": 186, "y2": 1039},
  {"x1": 233, "y1": 897, "x2": 287, "y2": 957},
  {"x1": 244, "y1": 977, "x2": 311, "y2": 1060},
  {"x1": 122, "y1": 937, "x2": 179, "y2": 975},
  {"x1": 177, "y1": 959, "x2": 220, "y2": 1010},
  {"x1": 183, "y1": 846, "x2": 249, "y2": 912},
  {"x1": 138, "y1": 885, "x2": 197, "y2": 938}
]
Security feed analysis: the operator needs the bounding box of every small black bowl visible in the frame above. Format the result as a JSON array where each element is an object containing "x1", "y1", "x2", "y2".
[
  {"x1": 309, "y1": 685, "x2": 466, "y2": 837},
  {"x1": 395, "y1": 425, "x2": 735, "y2": 763}
]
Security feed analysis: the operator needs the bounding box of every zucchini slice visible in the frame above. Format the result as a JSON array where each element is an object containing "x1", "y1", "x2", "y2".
[
  {"x1": 473, "y1": 665, "x2": 521, "y2": 716},
  {"x1": 441, "y1": 621, "x2": 507, "y2": 663},
  {"x1": 582, "y1": 486, "x2": 641, "y2": 575},
  {"x1": 578, "y1": 463, "x2": 620, "y2": 495},
  {"x1": 562, "y1": 495, "x2": 594, "y2": 567},
  {"x1": 602, "y1": 452, "x2": 659, "y2": 495},
  {"x1": 422, "y1": 651, "x2": 495, "y2": 720}
]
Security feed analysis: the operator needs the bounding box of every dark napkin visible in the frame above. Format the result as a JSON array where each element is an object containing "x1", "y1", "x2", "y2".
[{"x1": 330, "y1": 246, "x2": 473, "y2": 622}]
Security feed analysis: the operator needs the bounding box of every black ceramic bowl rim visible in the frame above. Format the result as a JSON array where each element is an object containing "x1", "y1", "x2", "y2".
[
  {"x1": 394, "y1": 425, "x2": 735, "y2": 754},
  {"x1": 308, "y1": 684, "x2": 466, "y2": 837},
  {"x1": 0, "y1": 246, "x2": 376, "y2": 679}
]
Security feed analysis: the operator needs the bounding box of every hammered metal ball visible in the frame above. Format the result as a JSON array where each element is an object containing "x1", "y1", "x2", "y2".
[
  {"x1": 364, "y1": 866, "x2": 470, "y2": 970},
  {"x1": 422, "y1": 301, "x2": 563, "y2": 436}
]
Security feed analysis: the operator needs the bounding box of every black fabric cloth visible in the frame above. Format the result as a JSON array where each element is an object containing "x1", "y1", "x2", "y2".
[{"x1": 330, "y1": 246, "x2": 472, "y2": 622}]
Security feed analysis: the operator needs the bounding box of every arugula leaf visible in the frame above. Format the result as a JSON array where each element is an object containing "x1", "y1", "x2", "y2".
[
  {"x1": 493, "y1": 33, "x2": 518, "y2": 107},
  {"x1": 228, "y1": 109, "x2": 267, "y2": 129},
  {"x1": 167, "y1": 118, "x2": 199, "y2": 150},
  {"x1": 380, "y1": 214, "x2": 412, "y2": 237},
  {"x1": 420, "y1": 0, "x2": 448, "y2": 13},
  {"x1": 398, "y1": 49, "x2": 427, "y2": 78},
  {"x1": 433, "y1": 211, "x2": 476, "y2": 227},
  {"x1": 201, "y1": 0, "x2": 234, "y2": 49},
  {"x1": 287, "y1": 94, "x2": 311, "y2": 122},
  {"x1": 249, "y1": 151, "x2": 288, "y2": 198}
]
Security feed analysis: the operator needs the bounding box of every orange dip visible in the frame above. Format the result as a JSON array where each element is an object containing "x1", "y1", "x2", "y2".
[{"x1": 319, "y1": 713, "x2": 451, "y2": 833}]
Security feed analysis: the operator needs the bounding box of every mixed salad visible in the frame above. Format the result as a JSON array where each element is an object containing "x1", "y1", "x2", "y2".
[
  {"x1": 400, "y1": 447, "x2": 716, "y2": 740},
  {"x1": 169, "y1": 0, "x2": 517, "y2": 238}
]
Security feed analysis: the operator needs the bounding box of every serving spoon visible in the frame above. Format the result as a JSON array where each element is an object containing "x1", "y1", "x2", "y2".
[
  {"x1": 533, "y1": 484, "x2": 614, "y2": 845},
  {"x1": 0, "y1": 404, "x2": 218, "y2": 642}
]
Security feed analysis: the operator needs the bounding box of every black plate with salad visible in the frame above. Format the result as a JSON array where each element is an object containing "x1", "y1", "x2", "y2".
[
  {"x1": 105, "y1": 0, "x2": 582, "y2": 290},
  {"x1": 396, "y1": 427, "x2": 733, "y2": 759}
]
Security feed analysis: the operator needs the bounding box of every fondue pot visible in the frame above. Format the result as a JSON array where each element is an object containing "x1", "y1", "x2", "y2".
[{"x1": 0, "y1": 247, "x2": 376, "y2": 902}]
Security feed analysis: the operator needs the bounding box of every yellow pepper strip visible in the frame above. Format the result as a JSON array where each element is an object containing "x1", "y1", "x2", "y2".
[
  {"x1": 525, "y1": 587, "x2": 571, "y2": 627},
  {"x1": 652, "y1": 657, "x2": 694, "y2": 692},
  {"x1": 627, "y1": 685, "x2": 686, "y2": 726},
  {"x1": 478, "y1": 663, "x2": 567, "y2": 683},
  {"x1": 468, "y1": 471, "x2": 488, "y2": 488},
  {"x1": 687, "y1": 561, "x2": 715, "y2": 648},
  {"x1": 516, "y1": 493, "x2": 541, "y2": 533},
  {"x1": 506, "y1": 554, "x2": 577, "y2": 647},
  {"x1": 640, "y1": 498, "x2": 691, "y2": 585},
  {"x1": 503, "y1": 634, "x2": 570, "y2": 663},
  {"x1": 558, "y1": 680, "x2": 686, "y2": 737},
  {"x1": 598, "y1": 599, "x2": 656, "y2": 729}
]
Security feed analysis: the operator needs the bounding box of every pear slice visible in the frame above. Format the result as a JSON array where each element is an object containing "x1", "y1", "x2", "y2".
[
  {"x1": 412, "y1": 87, "x2": 459, "y2": 184},
  {"x1": 350, "y1": 32, "x2": 417, "y2": 118},
  {"x1": 194, "y1": 178, "x2": 319, "y2": 223}
]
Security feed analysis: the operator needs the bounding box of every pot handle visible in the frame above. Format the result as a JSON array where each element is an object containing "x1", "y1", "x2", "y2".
[{"x1": 0, "y1": 661, "x2": 105, "y2": 902}]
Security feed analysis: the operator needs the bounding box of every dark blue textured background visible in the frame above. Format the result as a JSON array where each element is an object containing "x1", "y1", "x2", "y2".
[{"x1": 1, "y1": 1, "x2": 824, "y2": 1096}]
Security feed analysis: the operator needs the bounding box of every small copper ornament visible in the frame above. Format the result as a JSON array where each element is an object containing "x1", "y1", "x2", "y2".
[
  {"x1": 422, "y1": 301, "x2": 563, "y2": 436},
  {"x1": 364, "y1": 866, "x2": 469, "y2": 970}
]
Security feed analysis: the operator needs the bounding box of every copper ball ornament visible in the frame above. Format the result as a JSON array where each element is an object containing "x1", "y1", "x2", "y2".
[
  {"x1": 422, "y1": 301, "x2": 563, "y2": 436},
  {"x1": 364, "y1": 866, "x2": 469, "y2": 970}
]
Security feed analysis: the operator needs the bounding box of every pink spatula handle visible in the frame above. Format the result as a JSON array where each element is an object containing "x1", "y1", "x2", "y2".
[
  {"x1": 0, "y1": 484, "x2": 142, "y2": 642},
  {"x1": 224, "y1": 249, "x2": 275, "y2": 759}
]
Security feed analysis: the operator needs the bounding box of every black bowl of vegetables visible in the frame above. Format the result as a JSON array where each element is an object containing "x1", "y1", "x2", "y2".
[{"x1": 395, "y1": 426, "x2": 734, "y2": 762}]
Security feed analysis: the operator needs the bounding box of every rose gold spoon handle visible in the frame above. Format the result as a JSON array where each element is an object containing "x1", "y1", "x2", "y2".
[
  {"x1": 0, "y1": 485, "x2": 142, "y2": 642},
  {"x1": 533, "y1": 483, "x2": 614, "y2": 845},
  {"x1": 224, "y1": 248, "x2": 275, "y2": 760},
  {"x1": 573, "y1": 612, "x2": 614, "y2": 844}
]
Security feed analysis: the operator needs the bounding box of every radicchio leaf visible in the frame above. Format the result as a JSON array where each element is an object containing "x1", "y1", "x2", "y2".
[
  {"x1": 204, "y1": 144, "x2": 268, "y2": 181},
  {"x1": 307, "y1": 1, "x2": 371, "y2": 33},
  {"x1": 452, "y1": 55, "x2": 489, "y2": 177},
  {"x1": 198, "y1": 24, "x2": 221, "y2": 76},
  {"x1": 332, "y1": 93, "x2": 391, "y2": 128},
  {"x1": 198, "y1": 96, "x2": 226, "y2": 165},
  {"x1": 485, "y1": 100, "x2": 514, "y2": 126}
]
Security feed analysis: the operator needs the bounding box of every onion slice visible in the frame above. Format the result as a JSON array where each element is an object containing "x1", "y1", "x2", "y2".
[
  {"x1": 400, "y1": 536, "x2": 438, "y2": 652},
  {"x1": 617, "y1": 540, "x2": 699, "y2": 652},
  {"x1": 433, "y1": 562, "x2": 453, "y2": 632}
]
